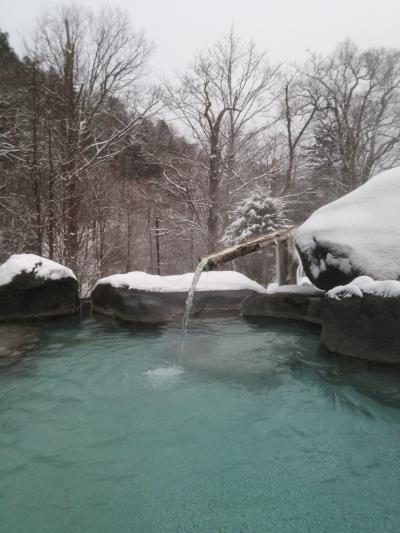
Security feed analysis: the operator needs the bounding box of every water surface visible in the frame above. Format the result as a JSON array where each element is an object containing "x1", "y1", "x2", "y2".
[{"x1": 1, "y1": 317, "x2": 400, "y2": 532}]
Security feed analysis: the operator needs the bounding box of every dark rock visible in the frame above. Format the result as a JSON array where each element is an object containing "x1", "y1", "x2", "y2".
[
  {"x1": 242, "y1": 285, "x2": 324, "y2": 324},
  {"x1": 80, "y1": 298, "x2": 92, "y2": 318},
  {"x1": 295, "y1": 242, "x2": 360, "y2": 291},
  {"x1": 0, "y1": 255, "x2": 80, "y2": 321},
  {"x1": 321, "y1": 293, "x2": 400, "y2": 364},
  {"x1": 91, "y1": 283, "x2": 259, "y2": 323}
]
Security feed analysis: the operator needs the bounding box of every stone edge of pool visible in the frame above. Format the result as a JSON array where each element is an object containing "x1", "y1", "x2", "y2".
[
  {"x1": 1, "y1": 260, "x2": 399, "y2": 364},
  {"x1": 91, "y1": 283, "x2": 400, "y2": 365}
]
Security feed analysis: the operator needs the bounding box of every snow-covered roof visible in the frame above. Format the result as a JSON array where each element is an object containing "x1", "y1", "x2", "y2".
[
  {"x1": 95, "y1": 270, "x2": 267, "y2": 294},
  {"x1": 295, "y1": 166, "x2": 400, "y2": 281},
  {"x1": 327, "y1": 276, "x2": 400, "y2": 300},
  {"x1": 0, "y1": 254, "x2": 76, "y2": 287}
]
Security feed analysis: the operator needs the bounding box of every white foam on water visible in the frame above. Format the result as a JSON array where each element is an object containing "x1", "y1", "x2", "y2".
[{"x1": 144, "y1": 365, "x2": 184, "y2": 386}]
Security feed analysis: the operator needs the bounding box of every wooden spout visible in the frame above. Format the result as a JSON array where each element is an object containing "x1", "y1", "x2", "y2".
[{"x1": 200, "y1": 226, "x2": 297, "y2": 271}]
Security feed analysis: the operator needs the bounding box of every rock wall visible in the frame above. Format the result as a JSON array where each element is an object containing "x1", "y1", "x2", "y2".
[
  {"x1": 92, "y1": 283, "x2": 258, "y2": 323},
  {"x1": 321, "y1": 293, "x2": 400, "y2": 363},
  {"x1": 242, "y1": 285, "x2": 324, "y2": 325}
]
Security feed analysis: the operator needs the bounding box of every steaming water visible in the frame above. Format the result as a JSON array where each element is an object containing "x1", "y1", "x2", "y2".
[{"x1": 2, "y1": 316, "x2": 400, "y2": 532}]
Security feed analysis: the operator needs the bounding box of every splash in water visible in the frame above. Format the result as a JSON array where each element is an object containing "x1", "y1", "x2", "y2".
[
  {"x1": 181, "y1": 259, "x2": 208, "y2": 351},
  {"x1": 144, "y1": 365, "x2": 184, "y2": 387}
]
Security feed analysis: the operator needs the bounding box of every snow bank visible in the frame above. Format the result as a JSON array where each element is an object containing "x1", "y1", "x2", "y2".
[
  {"x1": 0, "y1": 254, "x2": 76, "y2": 287},
  {"x1": 267, "y1": 283, "x2": 324, "y2": 296},
  {"x1": 266, "y1": 275, "x2": 321, "y2": 295},
  {"x1": 96, "y1": 270, "x2": 267, "y2": 294},
  {"x1": 295, "y1": 166, "x2": 400, "y2": 288},
  {"x1": 327, "y1": 276, "x2": 400, "y2": 300}
]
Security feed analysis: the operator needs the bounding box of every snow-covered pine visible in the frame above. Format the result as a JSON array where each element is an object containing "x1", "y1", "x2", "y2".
[{"x1": 222, "y1": 188, "x2": 291, "y2": 246}]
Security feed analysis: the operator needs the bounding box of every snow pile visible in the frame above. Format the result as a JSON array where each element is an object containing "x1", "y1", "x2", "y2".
[
  {"x1": 266, "y1": 282, "x2": 279, "y2": 293},
  {"x1": 295, "y1": 166, "x2": 400, "y2": 287},
  {"x1": 0, "y1": 254, "x2": 76, "y2": 287},
  {"x1": 267, "y1": 283, "x2": 324, "y2": 296},
  {"x1": 96, "y1": 270, "x2": 267, "y2": 294},
  {"x1": 327, "y1": 276, "x2": 400, "y2": 300},
  {"x1": 267, "y1": 275, "x2": 320, "y2": 295}
]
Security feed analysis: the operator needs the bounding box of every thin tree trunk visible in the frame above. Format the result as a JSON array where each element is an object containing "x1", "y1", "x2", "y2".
[
  {"x1": 146, "y1": 192, "x2": 154, "y2": 273},
  {"x1": 47, "y1": 122, "x2": 55, "y2": 259},
  {"x1": 207, "y1": 137, "x2": 221, "y2": 252},
  {"x1": 30, "y1": 63, "x2": 43, "y2": 255},
  {"x1": 62, "y1": 19, "x2": 79, "y2": 268}
]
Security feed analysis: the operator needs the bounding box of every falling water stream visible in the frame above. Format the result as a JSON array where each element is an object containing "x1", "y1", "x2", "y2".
[{"x1": 181, "y1": 259, "x2": 208, "y2": 351}]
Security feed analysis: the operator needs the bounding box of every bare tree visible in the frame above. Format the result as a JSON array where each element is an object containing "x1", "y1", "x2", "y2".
[
  {"x1": 306, "y1": 40, "x2": 400, "y2": 192},
  {"x1": 165, "y1": 30, "x2": 280, "y2": 252},
  {"x1": 30, "y1": 3, "x2": 159, "y2": 269},
  {"x1": 279, "y1": 68, "x2": 319, "y2": 194}
]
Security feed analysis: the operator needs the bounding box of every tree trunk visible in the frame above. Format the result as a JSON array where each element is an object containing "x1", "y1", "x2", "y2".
[
  {"x1": 125, "y1": 211, "x2": 133, "y2": 272},
  {"x1": 47, "y1": 122, "x2": 55, "y2": 259},
  {"x1": 30, "y1": 63, "x2": 43, "y2": 255},
  {"x1": 62, "y1": 19, "x2": 79, "y2": 269},
  {"x1": 207, "y1": 136, "x2": 220, "y2": 253},
  {"x1": 146, "y1": 191, "x2": 154, "y2": 273}
]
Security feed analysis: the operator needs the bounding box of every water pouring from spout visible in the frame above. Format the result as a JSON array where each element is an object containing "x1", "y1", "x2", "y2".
[{"x1": 181, "y1": 259, "x2": 208, "y2": 351}]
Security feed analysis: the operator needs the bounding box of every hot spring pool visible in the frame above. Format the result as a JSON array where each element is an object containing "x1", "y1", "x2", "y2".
[{"x1": 1, "y1": 316, "x2": 400, "y2": 532}]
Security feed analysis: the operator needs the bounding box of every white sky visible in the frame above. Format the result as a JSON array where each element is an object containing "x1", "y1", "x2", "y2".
[{"x1": 2, "y1": 0, "x2": 400, "y2": 76}]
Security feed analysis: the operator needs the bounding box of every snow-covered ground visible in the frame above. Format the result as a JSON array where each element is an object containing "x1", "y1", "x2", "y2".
[
  {"x1": 327, "y1": 276, "x2": 400, "y2": 300},
  {"x1": 295, "y1": 166, "x2": 400, "y2": 283},
  {"x1": 0, "y1": 254, "x2": 76, "y2": 286},
  {"x1": 95, "y1": 270, "x2": 267, "y2": 294}
]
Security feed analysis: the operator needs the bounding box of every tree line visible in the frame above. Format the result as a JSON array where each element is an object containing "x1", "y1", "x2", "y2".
[{"x1": 1, "y1": 4, "x2": 400, "y2": 292}]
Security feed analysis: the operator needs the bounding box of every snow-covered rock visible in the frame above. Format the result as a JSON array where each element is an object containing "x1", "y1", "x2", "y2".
[
  {"x1": 267, "y1": 283, "x2": 324, "y2": 297},
  {"x1": 92, "y1": 270, "x2": 266, "y2": 323},
  {"x1": 295, "y1": 167, "x2": 400, "y2": 290},
  {"x1": 327, "y1": 276, "x2": 400, "y2": 300},
  {"x1": 0, "y1": 254, "x2": 79, "y2": 321},
  {"x1": 242, "y1": 283, "x2": 324, "y2": 324},
  {"x1": 322, "y1": 284, "x2": 400, "y2": 364},
  {"x1": 95, "y1": 270, "x2": 267, "y2": 294},
  {"x1": 0, "y1": 254, "x2": 76, "y2": 286}
]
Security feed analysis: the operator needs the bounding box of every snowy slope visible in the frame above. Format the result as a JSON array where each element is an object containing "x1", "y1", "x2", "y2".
[
  {"x1": 0, "y1": 254, "x2": 76, "y2": 287},
  {"x1": 95, "y1": 270, "x2": 267, "y2": 294},
  {"x1": 295, "y1": 166, "x2": 400, "y2": 288}
]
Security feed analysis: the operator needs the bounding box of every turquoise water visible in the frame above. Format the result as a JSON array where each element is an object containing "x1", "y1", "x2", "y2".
[{"x1": 1, "y1": 317, "x2": 400, "y2": 532}]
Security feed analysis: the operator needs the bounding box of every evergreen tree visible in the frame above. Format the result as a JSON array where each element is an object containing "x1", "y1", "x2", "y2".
[{"x1": 222, "y1": 188, "x2": 290, "y2": 246}]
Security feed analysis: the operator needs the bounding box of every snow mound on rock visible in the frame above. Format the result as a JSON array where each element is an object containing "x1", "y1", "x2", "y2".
[
  {"x1": 267, "y1": 283, "x2": 324, "y2": 296},
  {"x1": 0, "y1": 254, "x2": 76, "y2": 287},
  {"x1": 295, "y1": 166, "x2": 400, "y2": 287},
  {"x1": 327, "y1": 276, "x2": 400, "y2": 300},
  {"x1": 96, "y1": 270, "x2": 267, "y2": 294}
]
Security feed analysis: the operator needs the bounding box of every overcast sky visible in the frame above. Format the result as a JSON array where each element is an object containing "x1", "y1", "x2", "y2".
[{"x1": 2, "y1": 0, "x2": 400, "y2": 75}]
